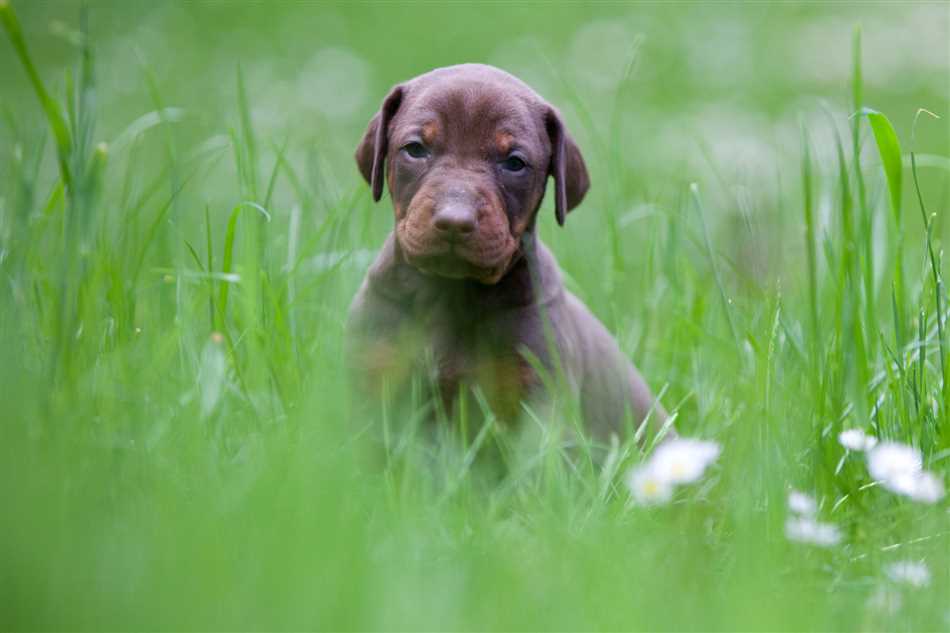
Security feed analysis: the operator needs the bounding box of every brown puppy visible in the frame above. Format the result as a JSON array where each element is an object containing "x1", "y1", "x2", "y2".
[{"x1": 347, "y1": 64, "x2": 669, "y2": 446}]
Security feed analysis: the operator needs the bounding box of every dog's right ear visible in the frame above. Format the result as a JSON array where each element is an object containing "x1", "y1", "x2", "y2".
[{"x1": 355, "y1": 85, "x2": 404, "y2": 202}]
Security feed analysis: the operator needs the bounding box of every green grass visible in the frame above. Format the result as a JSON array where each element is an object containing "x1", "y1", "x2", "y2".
[{"x1": 1, "y1": 2, "x2": 949, "y2": 630}]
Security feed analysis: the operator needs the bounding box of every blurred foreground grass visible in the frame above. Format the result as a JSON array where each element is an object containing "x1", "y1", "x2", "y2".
[{"x1": 1, "y1": 2, "x2": 949, "y2": 630}]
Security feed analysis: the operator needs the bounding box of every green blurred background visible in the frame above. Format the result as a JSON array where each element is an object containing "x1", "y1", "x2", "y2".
[
  {"x1": 4, "y1": 1, "x2": 949, "y2": 312},
  {"x1": 1, "y1": 1, "x2": 949, "y2": 630}
]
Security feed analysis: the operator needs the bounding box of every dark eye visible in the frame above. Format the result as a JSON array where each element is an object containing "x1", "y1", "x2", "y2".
[
  {"x1": 402, "y1": 142, "x2": 429, "y2": 159},
  {"x1": 501, "y1": 155, "x2": 527, "y2": 172}
]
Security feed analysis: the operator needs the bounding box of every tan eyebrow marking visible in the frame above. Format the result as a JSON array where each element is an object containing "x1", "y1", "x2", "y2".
[
  {"x1": 421, "y1": 122, "x2": 440, "y2": 145},
  {"x1": 494, "y1": 131, "x2": 514, "y2": 154}
]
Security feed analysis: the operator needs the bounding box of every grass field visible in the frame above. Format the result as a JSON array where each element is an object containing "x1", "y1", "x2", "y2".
[{"x1": 2, "y1": 1, "x2": 949, "y2": 630}]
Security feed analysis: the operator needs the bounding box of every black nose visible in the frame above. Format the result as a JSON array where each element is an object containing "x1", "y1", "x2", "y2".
[{"x1": 432, "y1": 204, "x2": 477, "y2": 236}]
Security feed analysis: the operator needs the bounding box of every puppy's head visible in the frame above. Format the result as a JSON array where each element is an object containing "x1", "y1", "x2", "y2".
[{"x1": 355, "y1": 64, "x2": 589, "y2": 284}]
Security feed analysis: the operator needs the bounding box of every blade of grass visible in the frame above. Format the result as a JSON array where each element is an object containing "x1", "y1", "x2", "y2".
[
  {"x1": 690, "y1": 183, "x2": 739, "y2": 352},
  {"x1": 910, "y1": 109, "x2": 948, "y2": 447},
  {"x1": 859, "y1": 107, "x2": 905, "y2": 353},
  {"x1": 205, "y1": 205, "x2": 216, "y2": 330},
  {"x1": 217, "y1": 201, "x2": 271, "y2": 326},
  {"x1": 851, "y1": 25, "x2": 876, "y2": 417},
  {"x1": 130, "y1": 175, "x2": 194, "y2": 287},
  {"x1": 800, "y1": 124, "x2": 820, "y2": 369},
  {"x1": 858, "y1": 108, "x2": 903, "y2": 225},
  {"x1": 0, "y1": 1, "x2": 73, "y2": 188}
]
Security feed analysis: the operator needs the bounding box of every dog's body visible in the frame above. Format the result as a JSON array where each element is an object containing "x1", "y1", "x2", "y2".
[{"x1": 347, "y1": 64, "x2": 668, "y2": 444}]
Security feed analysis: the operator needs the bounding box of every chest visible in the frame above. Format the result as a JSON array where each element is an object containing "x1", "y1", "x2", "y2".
[{"x1": 407, "y1": 305, "x2": 547, "y2": 420}]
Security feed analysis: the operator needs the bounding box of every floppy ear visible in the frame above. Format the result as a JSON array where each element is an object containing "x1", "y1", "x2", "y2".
[
  {"x1": 545, "y1": 108, "x2": 590, "y2": 226},
  {"x1": 355, "y1": 85, "x2": 405, "y2": 202}
]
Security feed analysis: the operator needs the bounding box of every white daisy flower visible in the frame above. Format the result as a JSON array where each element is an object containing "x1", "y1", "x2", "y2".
[
  {"x1": 909, "y1": 471, "x2": 946, "y2": 503},
  {"x1": 787, "y1": 489, "x2": 817, "y2": 515},
  {"x1": 885, "y1": 560, "x2": 931, "y2": 588},
  {"x1": 784, "y1": 516, "x2": 842, "y2": 547},
  {"x1": 626, "y1": 437, "x2": 720, "y2": 506},
  {"x1": 626, "y1": 464, "x2": 674, "y2": 506},
  {"x1": 648, "y1": 438, "x2": 721, "y2": 485},
  {"x1": 867, "y1": 442, "x2": 922, "y2": 482},
  {"x1": 838, "y1": 428, "x2": 878, "y2": 452},
  {"x1": 867, "y1": 442, "x2": 945, "y2": 503},
  {"x1": 883, "y1": 470, "x2": 945, "y2": 504}
]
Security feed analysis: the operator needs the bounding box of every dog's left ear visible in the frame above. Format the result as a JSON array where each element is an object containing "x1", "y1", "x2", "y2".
[
  {"x1": 355, "y1": 85, "x2": 405, "y2": 202},
  {"x1": 545, "y1": 108, "x2": 590, "y2": 226}
]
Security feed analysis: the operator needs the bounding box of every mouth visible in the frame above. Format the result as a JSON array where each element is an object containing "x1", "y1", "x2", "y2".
[
  {"x1": 400, "y1": 240, "x2": 513, "y2": 284},
  {"x1": 407, "y1": 246, "x2": 482, "y2": 279}
]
